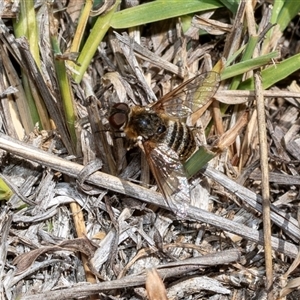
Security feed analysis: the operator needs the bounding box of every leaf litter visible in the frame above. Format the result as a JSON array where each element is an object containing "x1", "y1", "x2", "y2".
[{"x1": 0, "y1": 1, "x2": 300, "y2": 299}]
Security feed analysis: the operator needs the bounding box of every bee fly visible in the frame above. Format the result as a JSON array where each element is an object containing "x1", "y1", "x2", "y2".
[{"x1": 109, "y1": 72, "x2": 220, "y2": 217}]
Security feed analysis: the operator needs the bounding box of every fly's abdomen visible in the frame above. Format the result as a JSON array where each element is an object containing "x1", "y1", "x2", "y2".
[{"x1": 159, "y1": 120, "x2": 196, "y2": 161}]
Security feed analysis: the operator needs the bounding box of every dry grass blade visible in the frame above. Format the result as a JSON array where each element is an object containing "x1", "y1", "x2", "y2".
[
  {"x1": 0, "y1": 209, "x2": 12, "y2": 293},
  {"x1": 279, "y1": 277, "x2": 300, "y2": 298},
  {"x1": 69, "y1": 201, "x2": 99, "y2": 288},
  {"x1": 279, "y1": 251, "x2": 300, "y2": 298},
  {"x1": 255, "y1": 71, "x2": 273, "y2": 298},
  {"x1": 214, "y1": 90, "x2": 300, "y2": 105},
  {"x1": 114, "y1": 31, "x2": 186, "y2": 78},
  {"x1": 146, "y1": 268, "x2": 168, "y2": 300}
]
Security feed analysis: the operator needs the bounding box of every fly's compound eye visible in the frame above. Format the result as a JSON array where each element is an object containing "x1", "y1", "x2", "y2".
[{"x1": 109, "y1": 103, "x2": 130, "y2": 129}]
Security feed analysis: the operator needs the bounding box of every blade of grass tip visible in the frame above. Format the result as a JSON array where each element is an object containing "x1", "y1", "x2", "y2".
[
  {"x1": 73, "y1": 0, "x2": 121, "y2": 83},
  {"x1": 255, "y1": 72, "x2": 273, "y2": 298},
  {"x1": 110, "y1": 0, "x2": 222, "y2": 29},
  {"x1": 238, "y1": 52, "x2": 300, "y2": 90}
]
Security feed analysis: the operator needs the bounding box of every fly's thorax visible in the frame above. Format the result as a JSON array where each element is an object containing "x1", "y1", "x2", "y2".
[
  {"x1": 122, "y1": 105, "x2": 196, "y2": 161},
  {"x1": 159, "y1": 119, "x2": 197, "y2": 161},
  {"x1": 124, "y1": 106, "x2": 168, "y2": 141}
]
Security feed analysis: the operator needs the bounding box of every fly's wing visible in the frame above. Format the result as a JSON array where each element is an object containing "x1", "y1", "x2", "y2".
[
  {"x1": 143, "y1": 141, "x2": 190, "y2": 217},
  {"x1": 151, "y1": 72, "x2": 220, "y2": 118}
]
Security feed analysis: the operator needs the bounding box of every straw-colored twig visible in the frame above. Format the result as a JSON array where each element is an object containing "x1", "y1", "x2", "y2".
[{"x1": 255, "y1": 71, "x2": 273, "y2": 298}]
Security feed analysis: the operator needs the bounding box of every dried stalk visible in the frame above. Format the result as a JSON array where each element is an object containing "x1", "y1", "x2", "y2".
[{"x1": 255, "y1": 71, "x2": 273, "y2": 298}]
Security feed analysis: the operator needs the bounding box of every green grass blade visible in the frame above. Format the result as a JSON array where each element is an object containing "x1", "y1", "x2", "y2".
[
  {"x1": 270, "y1": 0, "x2": 284, "y2": 26},
  {"x1": 262, "y1": 1, "x2": 300, "y2": 54},
  {"x1": 184, "y1": 146, "x2": 216, "y2": 178},
  {"x1": 14, "y1": 0, "x2": 40, "y2": 66},
  {"x1": 51, "y1": 37, "x2": 77, "y2": 149},
  {"x1": 238, "y1": 52, "x2": 300, "y2": 90},
  {"x1": 229, "y1": 35, "x2": 260, "y2": 90},
  {"x1": 12, "y1": 0, "x2": 41, "y2": 131},
  {"x1": 69, "y1": 0, "x2": 94, "y2": 54},
  {"x1": 110, "y1": 0, "x2": 222, "y2": 29},
  {"x1": 73, "y1": 0, "x2": 121, "y2": 83},
  {"x1": 277, "y1": 1, "x2": 300, "y2": 32},
  {"x1": 222, "y1": 51, "x2": 279, "y2": 80}
]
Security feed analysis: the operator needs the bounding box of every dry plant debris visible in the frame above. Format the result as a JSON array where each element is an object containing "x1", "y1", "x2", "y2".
[{"x1": 0, "y1": 1, "x2": 300, "y2": 300}]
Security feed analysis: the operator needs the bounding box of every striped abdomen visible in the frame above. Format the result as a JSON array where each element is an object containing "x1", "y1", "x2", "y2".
[{"x1": 157, "y1": 119, "x2": 196, "y2": 161}]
